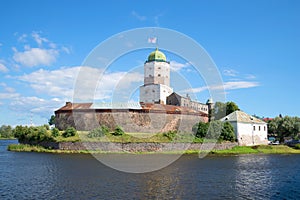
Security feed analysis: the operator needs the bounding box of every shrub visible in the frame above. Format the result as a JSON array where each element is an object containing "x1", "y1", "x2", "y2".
[
  {"x1": 192, "y1": 122, "x2": 209, "y2": 138},
  {"x1": 51, "y1": 128, "x2": 60, "y2": 137},
  {"x1": 62, "y1": 127, "x2": 77, "y2": 138},
  {"x1": 221, "y1": 122, "x2": 236, "y2": 142},
  {"x1": 294, "y1": 144, "x2": 300, "y2": 149},
  {"x1": 112, "y1": 126, "x2": 125, "y2": 136},
  {"x1": 163, "y1": 131, "x2": 177, "y2": 140},
  {"x1": 88, "y1": 125, "x2": 109, "y2": 138}
]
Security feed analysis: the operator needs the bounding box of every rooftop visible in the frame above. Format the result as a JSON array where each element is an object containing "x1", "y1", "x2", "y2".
[{"x1": 221, "y1": 110, "x2": 266, "y2": 124}]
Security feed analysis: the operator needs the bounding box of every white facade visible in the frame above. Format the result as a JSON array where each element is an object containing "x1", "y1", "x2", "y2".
[
  {"x1": 140, "y1": 84, "x2": 173, "y2": 104},
  {"x1": 220, "y1": 111, "x2": 268, "y2": 146},
  {"x1": 144, "y1": 62, "x2": 170, "y2": 86}
]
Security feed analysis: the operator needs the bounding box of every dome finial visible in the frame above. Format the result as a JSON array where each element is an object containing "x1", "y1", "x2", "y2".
[{"x1": 147, "y1": 48, "x2": 167, "y2": 63}]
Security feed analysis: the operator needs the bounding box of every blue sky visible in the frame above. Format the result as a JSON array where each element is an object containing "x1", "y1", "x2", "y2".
[{"x1": 0, "y1": 0, "x2": 299, "y2": 125}]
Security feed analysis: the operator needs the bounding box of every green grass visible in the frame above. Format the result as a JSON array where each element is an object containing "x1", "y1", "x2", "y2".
[
  {"x1": 75, "y1": 131, "x2": 219, "y2": 143},
  {"x1": 8, "y1": 143, "x2": 300, "y2": 154},
  {"x1": 211, "y1": 145, "x2": 300, "y2": 154}
]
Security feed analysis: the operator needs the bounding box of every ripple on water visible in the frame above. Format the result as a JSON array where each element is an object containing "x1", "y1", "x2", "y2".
[{"x1": 1, "y1": 141, "x2": 300, "y2": 199}]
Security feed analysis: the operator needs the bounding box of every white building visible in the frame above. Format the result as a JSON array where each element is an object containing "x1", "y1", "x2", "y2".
[
  {"x1": 140, "y1": 48, "x2": 173, "y2": 104},
  {"x1": 220, "y1": 110, "x2": 268, "y2": 146}
]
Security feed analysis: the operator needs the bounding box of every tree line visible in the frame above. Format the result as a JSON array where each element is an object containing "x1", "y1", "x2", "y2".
[{"x1": 267, "y1": 116, "x2": 300, "y2": 142}]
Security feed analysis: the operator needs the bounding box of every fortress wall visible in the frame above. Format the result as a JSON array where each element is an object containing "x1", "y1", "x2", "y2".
[{"x1": 55, "y1": 110, "x2": 208, "y2": 133}]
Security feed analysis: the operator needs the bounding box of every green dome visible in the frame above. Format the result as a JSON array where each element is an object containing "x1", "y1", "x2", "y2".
[{"x1": 147, "y1": 48, "x2": 167, "y2": 62}]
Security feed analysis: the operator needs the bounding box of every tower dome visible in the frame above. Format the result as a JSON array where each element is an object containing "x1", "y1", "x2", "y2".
[{"x1": 147, "y1": 48, "x2": 167, "y2": 62}]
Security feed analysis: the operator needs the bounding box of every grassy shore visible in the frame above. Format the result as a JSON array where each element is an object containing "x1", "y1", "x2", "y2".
[{"x1": 7, "y1": 143, "x2": 300, "y2": 154}]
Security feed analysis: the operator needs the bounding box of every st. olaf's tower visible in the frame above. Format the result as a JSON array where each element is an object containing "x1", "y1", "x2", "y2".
[{"x1": 140, "y1": 48, "x2": 173, "y2": 104}]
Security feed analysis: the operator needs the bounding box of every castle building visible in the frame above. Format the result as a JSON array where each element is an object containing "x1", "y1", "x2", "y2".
[
  {"x1": 140, "y1": 48, "x2": 211, "y2": 114},
  {"x1": 139, "y1": 48, "x2": 173, "y2": 104},
  {"x1": 54, "y1": 48, "x2": 209, "y2": 132},
  {"x1": 167, "y1": 92, "x2": 210, "y2": 114}
]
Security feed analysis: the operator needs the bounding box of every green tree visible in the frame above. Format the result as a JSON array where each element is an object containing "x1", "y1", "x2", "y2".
[
  {"x1": 268, "y1": 116, "x2": 300, "y2": 142},
  {"x1": 48, "y1": 115, "x2": 56, "y2": 126},
  {"x1": 62, "y1": 127, "x2": 77, "y2": 137},
  {"x1": 207, "y1": 120, "x2": 222, "y2": 139},
  {"x1": 0, "y1": 125, "x2": 13, "y2": 138},
  {"x1": 225, "y1": 102, "x2": 239, "y2": 115},
  {"x1": 51, "y1": 128, "x2": 60, "y2": 137},
  {"x1": 112, "y1": 126, "x2": 125, "y2": 136},
  {"x1": 211, "y1": 101, "x2": 240, "y2": 120},
  {"x1": 192, "y1": 121, "x2": 209, "y2": 138},
  {"x1": 221, "y1": 122, "x2": 236, "y2": 142}
]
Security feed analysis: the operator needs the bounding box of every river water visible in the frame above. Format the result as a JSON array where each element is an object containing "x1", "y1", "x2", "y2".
[{"x1": 1, "y1": 140, "x2": 300, "y2": 199}]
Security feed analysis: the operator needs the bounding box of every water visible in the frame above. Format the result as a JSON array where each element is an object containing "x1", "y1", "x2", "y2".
[{"x1": 1, "y1": 140, "x2": 300, "y2": 199}]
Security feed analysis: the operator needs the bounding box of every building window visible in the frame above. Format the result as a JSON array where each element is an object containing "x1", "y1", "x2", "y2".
[
  {"x1": 259, "y1": 126, "x2": 261, "y2": 131},
  {"x1": 264, "y1": 126, "x2": 266, "y2": 131},
  {"x1": 253, "y1": 126, "x2": 256, "y2": 131},
  {"x1": 158, "y1": 67, "x2": 161, "y2": 69},
  {"x1": 152, "y1": 90, "x2": 155, "y2": 93},
  {"x1": 158, "y1": 74, "x2": 161, "y2": 77}
]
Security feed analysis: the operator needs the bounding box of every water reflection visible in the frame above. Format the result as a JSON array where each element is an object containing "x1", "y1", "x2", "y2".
[
  {"x1": 1, "y1": 140, "x2": 300, "y2": 199},
  {"x1": 233, "y1": 155, "x2": 274, "y2": 199}
]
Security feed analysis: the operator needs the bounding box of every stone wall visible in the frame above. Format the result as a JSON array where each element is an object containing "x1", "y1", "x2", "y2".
[
  {"x1": 55, "y1": 110, "x2": 207, "y2": 133},
  {"x1": 21, "y1": 140, "x2": 237, "y2": 152}
]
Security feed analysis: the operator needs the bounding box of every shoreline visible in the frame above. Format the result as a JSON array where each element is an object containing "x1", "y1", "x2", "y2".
[{"x1": 7, "y1": 143, "x2": 300, "y2": 155}]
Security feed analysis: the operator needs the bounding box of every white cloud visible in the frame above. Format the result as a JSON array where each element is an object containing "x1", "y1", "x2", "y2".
[
  {"x1": 31, "y1": 32, "x2": 49, "y2": 46},
  {"x1": 170, "y1": 61, "x2": 191, "y2": 71},
  {"x1": 0, "y1": 92, "x2": 20, "y2": 99},
  {"x1": 223, "y1": 69, "x2": 239, "y2": 77},
  {"x1": 131, "y1": 11, "x2": 146, "y2": 21},
  {"x1": 181, "y1": 81, "x2": 259, "y2": 94},
  {"x1": 246, "y1": 74, "x2": 256, "y2": 79},
  {"x1": 0, "y1": 63, "x2": 8, "y2": 72},
  {"x1": 223, "y1": 81, "x2": 259, "y2": 90},
  {"x1": 9, "y1": 96, "x2": 64, "y2": 117},
  {"x1": 18, "y1": 34, "x2": 27, "y2": 42},
  {"x1": 18, "y1": 66, "x2": 144, "y2": 101},
  {"x1": 13, "y1": 48, "x2": 59, "y2": 67}
]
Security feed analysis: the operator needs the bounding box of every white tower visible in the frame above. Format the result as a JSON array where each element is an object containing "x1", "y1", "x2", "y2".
[{"x1": 140, "y1": 48, "x2": 173, "y2": 104}]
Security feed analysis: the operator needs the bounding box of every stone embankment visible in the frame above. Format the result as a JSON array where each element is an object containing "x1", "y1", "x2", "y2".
[{"x1": 21, "y1": 141, "x2": 237, "y2": 152}]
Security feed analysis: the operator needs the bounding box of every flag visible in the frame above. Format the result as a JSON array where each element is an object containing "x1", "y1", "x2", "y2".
[{"x1": 148, "y1": 37, "x2": 157, "y2": 44}]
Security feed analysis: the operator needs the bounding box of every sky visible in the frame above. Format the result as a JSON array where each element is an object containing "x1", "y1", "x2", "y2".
[{"x1": 0, "y1": 0, "x2": 299, "y2": 126}]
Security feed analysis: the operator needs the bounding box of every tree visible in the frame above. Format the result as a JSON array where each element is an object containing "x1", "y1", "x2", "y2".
[
  {"x1": 112, "y1": 126, "x2": 125, "y2": 136},
  {"x1": 62, "y1": 127, "x2": 77, "y2": 137},
  {"x1": 225, "y1": 102, "x2": 239, "y2": 115},
  {"x1": 192, "y1": 121, "x2": 209, "y2": 138},
  {"x1": 268, "y1": 116, "x2": 300, "y2": 142},
  {"x1": 211, "y1": 102, "x2": 226, "y2": 120},
  {"x1": 48, "y1": 115, "x2": 56, "y2": 126},
  {"x1": 221, "y1": 122, "x2": 236, "y2": 142},
  {"x1": 206, "y1": 120, "x2": 222, "y2": 139},
  {"x1": 0, "y1": 125, "x2": 13, "y2": 138},
  {"x1": 211, "y1": 101, "x2": 239, "y2": 120}
]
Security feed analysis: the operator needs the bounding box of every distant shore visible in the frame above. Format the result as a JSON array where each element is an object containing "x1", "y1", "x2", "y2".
[{"x1": 7, "y1": 143, "x2": 300, "y2": 155}]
